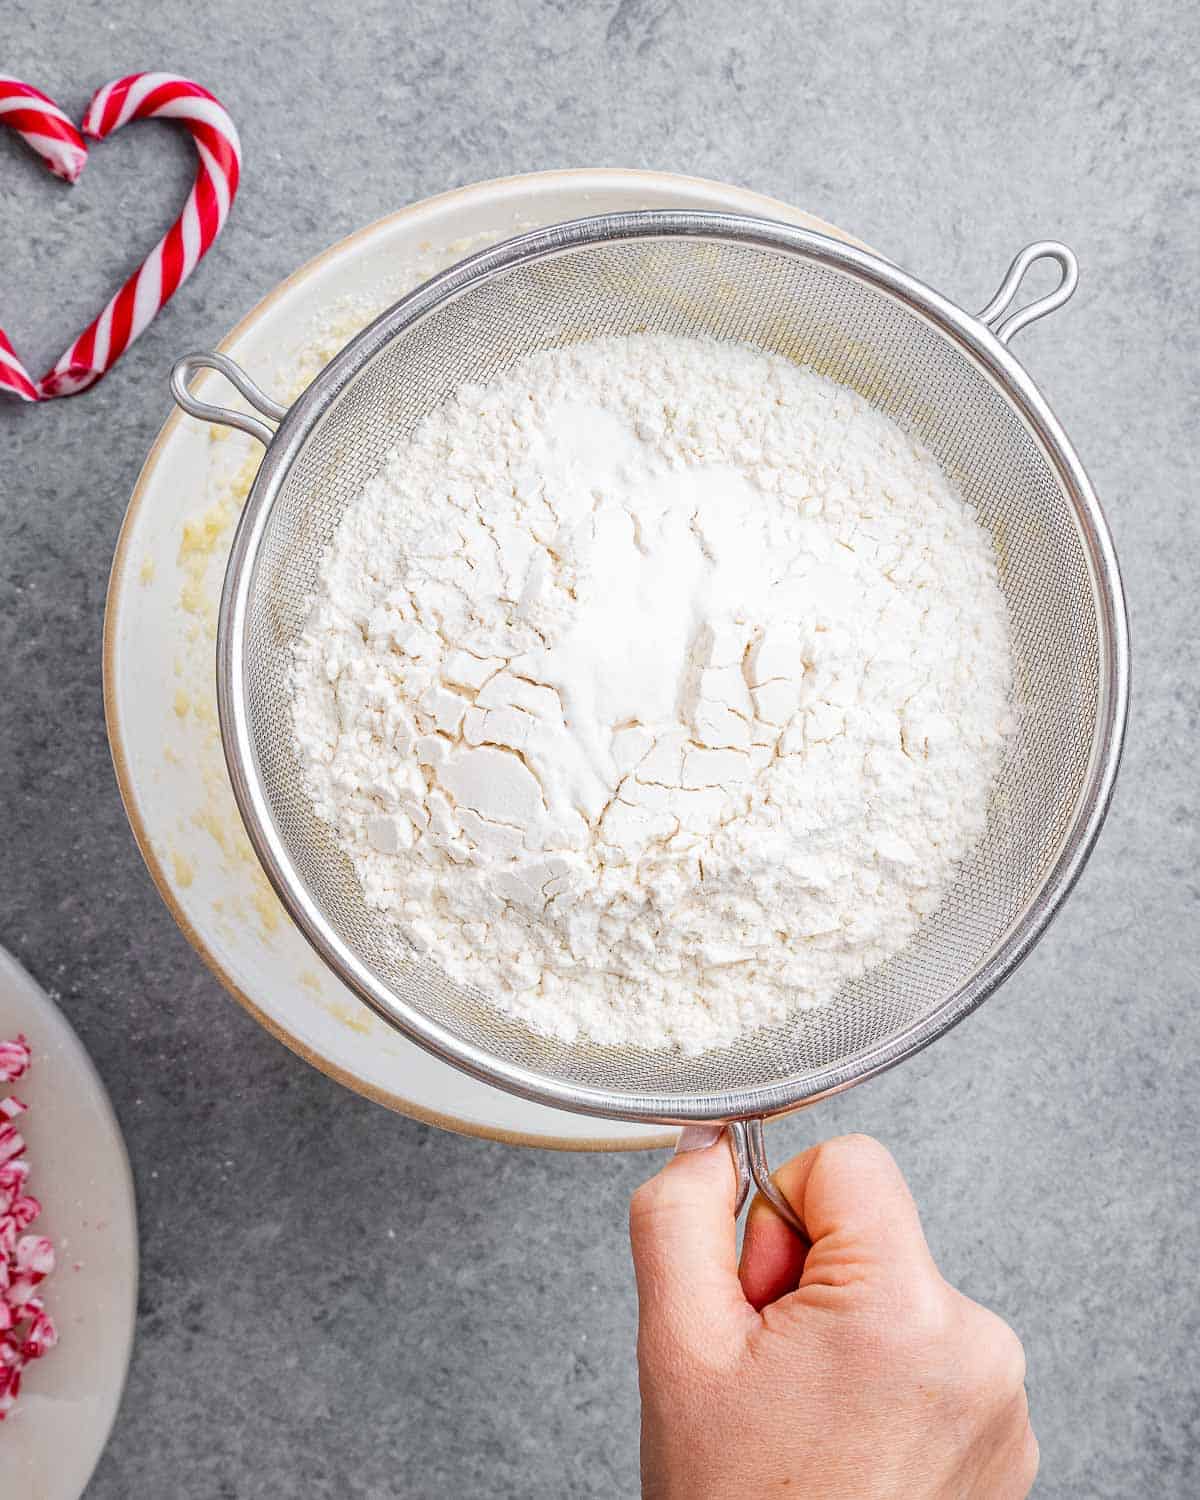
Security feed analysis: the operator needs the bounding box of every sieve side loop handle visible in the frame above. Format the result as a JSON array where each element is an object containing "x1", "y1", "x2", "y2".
[
  {"x1": 726, "y1": 1118, "x2": 806, "y2": 1235},
  {"x1": 170, "y1": 351, "x2": 288, "y2": 447},
  {"x1": 976, "y1": 241, "x2": 1079, "y2": 345}
]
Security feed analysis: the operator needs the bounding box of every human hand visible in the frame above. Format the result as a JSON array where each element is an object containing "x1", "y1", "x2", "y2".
[{"x1": 631, "y1": 1131, "x2": 1037, "y2": 1499}]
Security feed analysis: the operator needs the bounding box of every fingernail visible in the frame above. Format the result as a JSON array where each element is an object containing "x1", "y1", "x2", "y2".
[{"x1": 674, "y1": 1124, "x2": 725, "y2": 1155}]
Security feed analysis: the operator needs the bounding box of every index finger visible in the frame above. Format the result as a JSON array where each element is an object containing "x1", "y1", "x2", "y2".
[{"x1": 631, "y1": 1132, "x2": 757, "y2": 1356}]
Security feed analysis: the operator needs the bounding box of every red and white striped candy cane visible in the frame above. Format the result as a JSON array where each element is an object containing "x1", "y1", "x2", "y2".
[
  {"x1": 40, "y1": 72, "x2": 242, "y2": 398},
  {"x1": 0, "y1": 330, "x2": 39, "y2": 404},
  {"x1": 0, "y1": 72, "x2": 240, "y2": 401},
  {"x1": 0, "y1": 75, "x2": 87, "y2": 183},
  {"x1": 0, "y1": 80, "x2": 88, "y2": 402}
]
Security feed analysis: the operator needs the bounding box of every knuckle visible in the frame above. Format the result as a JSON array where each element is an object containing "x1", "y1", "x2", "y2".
[
  {"x1": 628, "y1": 1180, "x2": 664, "y2": 1240},
  {"x1": 868, "y1": 1293, "x2": 1029, "y2": 1417},
  {"x1": 872, "y1": 1273, "x2": 953, "y2": 1351},
  {"x1": 972, "y1": 1309, "x2": 1028, "y2": 1394},
  {"x1": 628, "y1": 1168, "x2": 696, "y2": 1237},
  {"x1": 822, "y1": 1132, "x2": 896, "y2": 1172},
  {"x1": 629, "y1": 1175, "x2": 660, "y2": 1220},
  {"x1": 630, "y1": 1166, "x2": 676, "y2": 1212},
  {"x1": 826, "y1": 1277, "x2": 950, "y2": 1367}
]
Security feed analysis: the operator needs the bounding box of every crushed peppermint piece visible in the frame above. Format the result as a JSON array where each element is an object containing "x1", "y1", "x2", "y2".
[{"x1": 0, "y1": 1038, "x2": 30, "y2": 1086}]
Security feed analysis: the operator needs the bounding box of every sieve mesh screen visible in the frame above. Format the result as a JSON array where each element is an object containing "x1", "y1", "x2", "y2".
[{"x1": 227, "y1": 224, "x2": 1110, "y2": 1114}]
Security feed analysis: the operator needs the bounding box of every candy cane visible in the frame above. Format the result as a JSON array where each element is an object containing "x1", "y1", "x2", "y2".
[
  {"x1": 0, "y1": 82, "x2": 87, "y2": 402},
  {"x1": 0, "y1": 75, "x2": 87, "y2": 183},
  {"x1": 0, "y1": 330, "x2": 38, "y2": 403},
  {"x1": 41, "y1": 72, "x2": 242, "y2": 398},
  {"x1": 0, "y1": 72, "x2": 240, "y2": 402}
]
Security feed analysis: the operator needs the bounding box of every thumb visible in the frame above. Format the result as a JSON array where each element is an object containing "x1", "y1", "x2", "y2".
[
  {"x1": 630, "y1": 1128, "x2": 755, "y2": 1358},
  {"x1": 741, "y1": 1133, "x2": 941, "y2": 1310}
]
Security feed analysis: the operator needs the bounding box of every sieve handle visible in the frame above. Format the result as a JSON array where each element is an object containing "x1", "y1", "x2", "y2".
[
  {"x1": 170, "y1": 351, "x2": 288, "y2": 447},
  {"x1": 725, "y1": 1119, "x2": 806, "y2": 1235},
  {"x1": 976, "y1": 242, "x2": 1079, "y2": 345}
]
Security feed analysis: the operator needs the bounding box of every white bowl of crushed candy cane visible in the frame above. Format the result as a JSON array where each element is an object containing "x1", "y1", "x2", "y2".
[
  {"x1": 0, "y1": 1036, "x2": 57, "y2": 1417},
  {"x1": 0, "y1": 945, "x2": 136, "y2": 1500}
]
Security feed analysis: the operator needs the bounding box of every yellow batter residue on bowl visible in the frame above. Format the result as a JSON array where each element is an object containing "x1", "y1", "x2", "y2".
[
  {"x1": 325, "y1": 1001, "x2": 374, "y2": 1036},
  {"x1": 162, "y1": 235, "x2": 513, "y2": 971}
]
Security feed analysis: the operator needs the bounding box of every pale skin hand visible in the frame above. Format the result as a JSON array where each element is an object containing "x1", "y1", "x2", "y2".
[{"x1": 630, "y1": 1132, "x2": 1038, "y2": 1500}]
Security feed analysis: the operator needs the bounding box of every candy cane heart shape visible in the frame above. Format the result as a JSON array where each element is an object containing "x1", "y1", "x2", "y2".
[{"x1": 0, "y1": 72, "x2": 241, "y2": 402}]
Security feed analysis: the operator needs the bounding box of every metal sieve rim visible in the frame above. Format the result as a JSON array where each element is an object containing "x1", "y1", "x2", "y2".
[{"x1": 202, "y1": 212, "x2": 1129, "y2": 1126}]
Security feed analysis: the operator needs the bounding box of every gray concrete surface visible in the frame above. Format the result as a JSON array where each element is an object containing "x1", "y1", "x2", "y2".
[{"x1": 1, "y1": 1, "x2": 1196, "y2": 1495}]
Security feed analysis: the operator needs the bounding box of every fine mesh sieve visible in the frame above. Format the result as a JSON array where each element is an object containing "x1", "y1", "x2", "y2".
[{"x1": 172, "y1": 213, "x2": 1128, "y2": 1217}]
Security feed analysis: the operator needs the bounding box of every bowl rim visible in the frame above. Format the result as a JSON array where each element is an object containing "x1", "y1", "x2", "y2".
[{"x1": 217, "y1": 208, "x2": 1132, "y2": 1127}]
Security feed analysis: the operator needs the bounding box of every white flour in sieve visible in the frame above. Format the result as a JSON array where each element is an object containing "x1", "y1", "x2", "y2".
[{"x1": 291, "y1": 333, "x2": 1013, "y2": 1052}]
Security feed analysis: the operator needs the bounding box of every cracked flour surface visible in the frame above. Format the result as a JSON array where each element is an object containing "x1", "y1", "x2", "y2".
[{"x1": 291, "y1": 334, "x2": 1012, "y2": 1052}]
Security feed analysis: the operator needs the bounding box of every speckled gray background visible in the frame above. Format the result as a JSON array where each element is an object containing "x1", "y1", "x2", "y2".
[{"x1": 1, "y1": 1, "x2": 1196, "y2": 1495}]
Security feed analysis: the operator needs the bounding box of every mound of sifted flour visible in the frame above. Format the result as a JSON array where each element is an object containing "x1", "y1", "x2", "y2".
[{"x1": 291, "y1": 333, "x2": 1013, "y2": 1052}]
